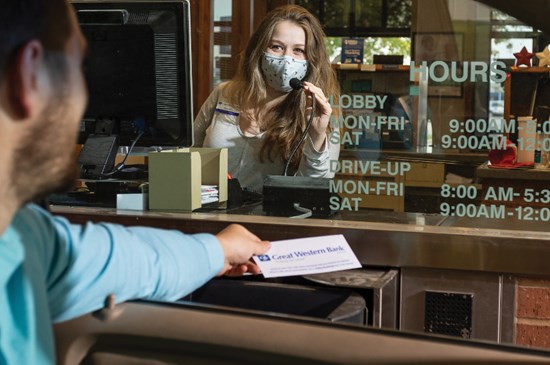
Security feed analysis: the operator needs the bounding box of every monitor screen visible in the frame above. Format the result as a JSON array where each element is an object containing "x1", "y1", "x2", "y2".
[{"x1": 72, "y1": 0, "x2": 193, "y2": 147}]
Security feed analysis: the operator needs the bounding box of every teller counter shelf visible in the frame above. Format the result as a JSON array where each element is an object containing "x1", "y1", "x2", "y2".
[
  {"x1": 476, "y1": 162, "x2": 550, "y2": 180},
  {"x1": 340, "y1": 147, "x2": 488, "y2": 164},
  {"x1": 476, "y1": 162, "x2": 550, "y2": 208},
  {"x1": 334, "y1": 148, "x2": 486, "y2": 214}
]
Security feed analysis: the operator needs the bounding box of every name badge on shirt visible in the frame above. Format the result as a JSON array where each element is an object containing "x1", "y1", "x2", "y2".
[{"x1": 215, "y1": 101, "x2": 239, "y2": 117}]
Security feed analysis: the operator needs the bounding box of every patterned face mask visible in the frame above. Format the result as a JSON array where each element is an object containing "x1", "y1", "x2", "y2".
[{"x1": 261, "y1": 52, "x2": 308, "y2": 93}]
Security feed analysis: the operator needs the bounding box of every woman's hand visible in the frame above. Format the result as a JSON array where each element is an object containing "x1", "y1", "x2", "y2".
[{"x1": 303, "y1": 81, "x2": 332, "y2": 151}]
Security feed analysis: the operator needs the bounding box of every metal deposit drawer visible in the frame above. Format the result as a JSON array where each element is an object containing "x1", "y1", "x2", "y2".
[{"x1": 305, "y1": 268, "x2": 399, "y2": 328}]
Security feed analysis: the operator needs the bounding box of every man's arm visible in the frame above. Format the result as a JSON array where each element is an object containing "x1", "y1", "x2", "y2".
[{"x1": 17, "y1": 205, "x2": 269, "y2": 323}]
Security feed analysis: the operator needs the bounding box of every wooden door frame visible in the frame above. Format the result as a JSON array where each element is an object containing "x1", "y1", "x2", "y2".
[{"x1": 190, "y1": 0, "x2": 212, "y2": 119}]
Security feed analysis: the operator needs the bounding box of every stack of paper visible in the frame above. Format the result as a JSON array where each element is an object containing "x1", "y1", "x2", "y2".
[{"x1": 201, "y1": 185, "x2": 219, "y2": 205}]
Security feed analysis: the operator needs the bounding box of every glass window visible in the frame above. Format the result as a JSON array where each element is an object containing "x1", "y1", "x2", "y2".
[
  {"x1": 489, "y1": 10, "x2": 536, "y2": 118},
  {"x1": 295, "y1": 0, "x2": 411, "y2": 36},
  {"x1": 201, "y1": 0, "x2": 550, "y2": 227},
  {"x1": 386, "y1": 0, "x2": 412, "y2": 28},
  {"x1": 200, "y1": 0, "x2": 550, "y2": 355},
  {"x1": 320, "y1": 0, "x2": 550, "y2": 220},
  {"x1": 354, "y1": 0, "x2": 383, "y2": 28},
  {"x1": 201, "y1": 1, "x2": 550, "y2": 232},
  {"x1": 323, "y1": 1, "x2": 353, "y2": 29}
]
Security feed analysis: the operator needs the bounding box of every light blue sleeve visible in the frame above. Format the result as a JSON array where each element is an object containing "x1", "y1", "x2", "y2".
[{"x1": 18, "y1": 205, "x2": 224, "y2": 323}]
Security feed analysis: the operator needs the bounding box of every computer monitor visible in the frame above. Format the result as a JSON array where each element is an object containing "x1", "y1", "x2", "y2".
[{"x1": 72, "y1": 0, "x2": 193, "y2": 148}]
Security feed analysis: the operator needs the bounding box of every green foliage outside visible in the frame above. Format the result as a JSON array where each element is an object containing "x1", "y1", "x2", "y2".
[{"x1": 293, "y1": 0, "x2": 412, "y2": 64}]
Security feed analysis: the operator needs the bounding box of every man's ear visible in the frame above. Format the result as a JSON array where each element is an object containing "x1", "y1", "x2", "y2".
[{"x1": 7, "y1": 40, "x2": 45, "y2": 119}]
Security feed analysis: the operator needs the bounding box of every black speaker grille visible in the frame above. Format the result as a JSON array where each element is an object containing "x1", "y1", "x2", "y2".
[
  {"x1": 154, "y1": 33, "x2": 179, "y2": 120},
  {"x1": 128, "y1": 12, "x2": 149, "y2": 24},
  {"x1": 424, "y1": 291, "x2": 473, "y2": 339}
]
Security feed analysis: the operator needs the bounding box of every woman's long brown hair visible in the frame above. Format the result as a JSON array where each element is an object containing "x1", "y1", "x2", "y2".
[{"x1": 224, "y1": 5, "x2": 340, "y2": 173}]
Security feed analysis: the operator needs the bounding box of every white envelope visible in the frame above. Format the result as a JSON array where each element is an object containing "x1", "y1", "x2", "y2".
[{"x1": 253, "y1": 234, "x2": 361, "y2": 278}]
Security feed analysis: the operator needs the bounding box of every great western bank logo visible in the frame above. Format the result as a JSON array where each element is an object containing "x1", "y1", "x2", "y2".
[{"x1": 268, "y1": 246, "x2": 346, "y2": 260}]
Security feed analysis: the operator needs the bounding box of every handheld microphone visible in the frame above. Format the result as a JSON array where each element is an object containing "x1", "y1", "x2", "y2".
[
  {"x1": 283, "y1": 77, "x2": 315, "y2": 176},
  {"x1": 289, "y1": 78, "x2": 304, "y2": 90}
]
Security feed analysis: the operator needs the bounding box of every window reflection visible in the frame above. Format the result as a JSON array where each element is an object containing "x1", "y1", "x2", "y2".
[{"x1": 194, "y1": 0, "x2": 550, "y2": 355}]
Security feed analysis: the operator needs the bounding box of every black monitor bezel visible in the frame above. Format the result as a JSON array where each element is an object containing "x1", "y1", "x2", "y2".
[{"x1": 71, "y1": 0, "x2": 194, "y2": 148}]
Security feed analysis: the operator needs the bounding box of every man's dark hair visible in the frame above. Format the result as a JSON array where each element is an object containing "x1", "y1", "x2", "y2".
[{"x1": 0, "y1": 0, "x2": 72, "y2": 84}]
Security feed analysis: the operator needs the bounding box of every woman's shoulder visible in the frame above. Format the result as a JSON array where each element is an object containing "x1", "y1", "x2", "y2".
[
  {"x1": 214, "y1": 81, "x2": 230, "y2": 91},
  {"x1": 213, "y1": 81, "x2": 243, "y2": 107},
  {"x1": 201, "y1": 82, "x2": 233, "y2": 109},
  {"x1": 212, "y1": 81, "x2": 232, "y2": 94}
]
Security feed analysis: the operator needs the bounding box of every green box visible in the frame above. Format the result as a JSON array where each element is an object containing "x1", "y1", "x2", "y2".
[{"x1": 148, "y1": 148, "x2": 228, "y2": 211}]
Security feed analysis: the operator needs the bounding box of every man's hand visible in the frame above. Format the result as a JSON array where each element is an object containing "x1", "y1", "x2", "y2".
[{"x1": 215, "y1": 224, "x2": 271, "y2": 276}]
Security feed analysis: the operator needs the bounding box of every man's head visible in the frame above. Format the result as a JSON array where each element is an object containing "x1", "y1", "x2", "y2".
[
  {"x1": 0, "y1": 0, "x2": 87, "y2": 209},
  {"x1": 0, "y1": 0, "x2": 75, "y2": 87}
]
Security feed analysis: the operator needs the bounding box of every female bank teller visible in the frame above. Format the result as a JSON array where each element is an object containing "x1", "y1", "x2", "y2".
[{"x1": 194, "y1": 5, "x2": 341, "y2": 192}]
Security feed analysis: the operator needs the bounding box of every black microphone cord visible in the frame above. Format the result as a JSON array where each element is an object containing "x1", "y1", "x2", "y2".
[
  {"x1": 283, "y1": 79, "x2": 316, "y2": 176},
  {"x1": 101, "y1": 132, "x2": 144, "y2": 177}
]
